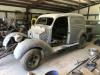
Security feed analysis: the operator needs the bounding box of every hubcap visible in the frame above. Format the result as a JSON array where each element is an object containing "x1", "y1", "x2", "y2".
[{"x1": 28, "y1": 54, "x2": 40, "y2": 68}]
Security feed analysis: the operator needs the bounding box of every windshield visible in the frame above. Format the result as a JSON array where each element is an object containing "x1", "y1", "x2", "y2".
[{"x1": 36, "y1": 17, "x2": 53, "y2": 26}]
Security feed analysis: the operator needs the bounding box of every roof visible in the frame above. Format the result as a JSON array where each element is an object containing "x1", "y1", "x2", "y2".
[{"x1": 38, "y1": 13, "x2": 83, "y2": 18}]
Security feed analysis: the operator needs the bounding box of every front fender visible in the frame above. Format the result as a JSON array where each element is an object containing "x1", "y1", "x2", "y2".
[
  {"x1": 3, "y1": 32, "x2": 27, "y2": 49},
  {"x1": 13, "y1": 39, "x2": 53, "y2": 60}
]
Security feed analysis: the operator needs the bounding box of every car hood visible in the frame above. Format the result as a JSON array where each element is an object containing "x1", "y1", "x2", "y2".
[{"x1": 29, "y1": 24, "x2": 50, "y2": 34}]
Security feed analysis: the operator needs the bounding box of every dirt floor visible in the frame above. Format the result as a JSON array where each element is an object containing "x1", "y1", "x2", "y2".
[{"x1": 0, "y1": 42, "x2": 100, "y2": 75}]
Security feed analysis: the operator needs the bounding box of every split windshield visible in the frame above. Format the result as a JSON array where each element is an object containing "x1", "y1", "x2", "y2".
[{"x1": 36, "y1": 17, "x2": 53, "y2": 26}]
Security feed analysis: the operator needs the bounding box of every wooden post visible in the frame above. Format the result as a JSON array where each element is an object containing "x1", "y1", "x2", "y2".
[
  {"x1": 87, "y1": 6, "x2": 90, "y2": 20},
  {"x1": 78, "y1": 0, "x2": 80, "y2": 14}
]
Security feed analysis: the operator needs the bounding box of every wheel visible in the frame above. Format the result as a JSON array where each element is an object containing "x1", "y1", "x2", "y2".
[
  {"x1": 20, "y1": 49, "x2": 43, "y2": 71},
  {"x1": 86, "y1": 33, "x2": 93, "y2": 42},
  {"x1": 78, "y1": 36, "x2": 86, "y2": 49}
]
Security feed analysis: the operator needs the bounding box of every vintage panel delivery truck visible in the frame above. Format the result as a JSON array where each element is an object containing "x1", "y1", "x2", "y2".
[{"x1": 3, "y1": 13, "x2": 87, "y2": 71}]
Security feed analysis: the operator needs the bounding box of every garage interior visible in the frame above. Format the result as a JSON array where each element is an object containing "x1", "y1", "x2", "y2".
[{"x1": 0, "y1": 0, "x2": 100, "y2": 75}]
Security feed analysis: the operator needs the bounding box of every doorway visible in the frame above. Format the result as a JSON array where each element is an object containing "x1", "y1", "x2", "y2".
[{"x1": 51, "y1": 16, "x2": 68, "y2": 46}]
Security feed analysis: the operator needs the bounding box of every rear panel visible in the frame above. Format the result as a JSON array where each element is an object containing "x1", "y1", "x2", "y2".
[{"x1": 69, "y1": 16, "x2": 85, "y2": 44}]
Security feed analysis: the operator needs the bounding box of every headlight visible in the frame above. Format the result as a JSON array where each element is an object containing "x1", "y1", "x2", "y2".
[
  {"x1": 28, "y1": 31, "x2": 40, "y2": 39},
  {"x1": 28, "y1": 30, "x2": 34, "y2": 39}
]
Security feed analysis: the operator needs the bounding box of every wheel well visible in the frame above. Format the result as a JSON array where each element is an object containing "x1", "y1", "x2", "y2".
[
  {"x1": 33, "y1": 47, "x2": 42, "y2": 50},
  {"x1": 24, "y1": 47, "x2": 42, "y2": 56},
  {"x1": 81, "y1": 33, "x2": 87, "y2": 39}
]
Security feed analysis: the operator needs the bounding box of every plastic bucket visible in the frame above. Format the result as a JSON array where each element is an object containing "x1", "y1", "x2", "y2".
[{"x1": 45, "y1": 70, "x2": 59, "y2": 75}]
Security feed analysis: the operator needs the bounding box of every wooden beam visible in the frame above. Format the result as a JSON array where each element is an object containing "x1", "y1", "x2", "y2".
[
  {"x1": 70, "y1": 2, "x2": 100, "y2": 12},
  {"x1": 0, "y1": 0, "x2": 32, "y2": 6},
  {"x1": 46, "y1": 0, "x2": 79, "y2": 6},
  {"x1": 3, "y1": 0, "x2": 32, "y2": 4},
  {"x1": 31, "y1": 2, "x2": 75, "y2": 12},
  {"x1": 44, "y1": 0, "x2": 78, "y2": 8},
  {"x1": 0, "y1": 0, "x2": 78, "y2": 12},
  {"x1": 17, "y1": 0, "x2": 38, "y2": 3},
  {"x1": 0, "y1": 2, "x2": 27, "y2": 7}
]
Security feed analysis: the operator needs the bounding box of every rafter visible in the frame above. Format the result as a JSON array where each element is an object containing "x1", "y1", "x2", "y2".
[
  {"x1": 0, "y1": 1, "x2": 27, "y2": 7},
  {"x1": 4, "y1": 0, "x2": 32, "y2": 4},
  {"x1": 46, "y1": 0, "x2": 79, "y2": 7},
  {"x1": 0, "y1": 0, "x2": 99, "y2": 12}
]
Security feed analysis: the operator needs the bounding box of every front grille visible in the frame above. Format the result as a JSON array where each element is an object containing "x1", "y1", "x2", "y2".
[{"x1": 40, "y1": 32, "x2": 48, "y2": 41}]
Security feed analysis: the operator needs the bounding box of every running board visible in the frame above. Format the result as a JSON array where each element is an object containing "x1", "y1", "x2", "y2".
[{"x1": 52, "y1": 43, "x2": 78, "y2": 52}]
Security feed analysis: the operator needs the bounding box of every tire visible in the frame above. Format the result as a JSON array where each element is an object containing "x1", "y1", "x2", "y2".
[
  {"x1": 78, "y1": 36, "x2": 87, "y2": 49},
  {"x1": 87, "y1": 33, "x2": 93, "y2": 42},
  {"x1": 20, "y1": 49, "x2": 43, "y2": 71}
]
